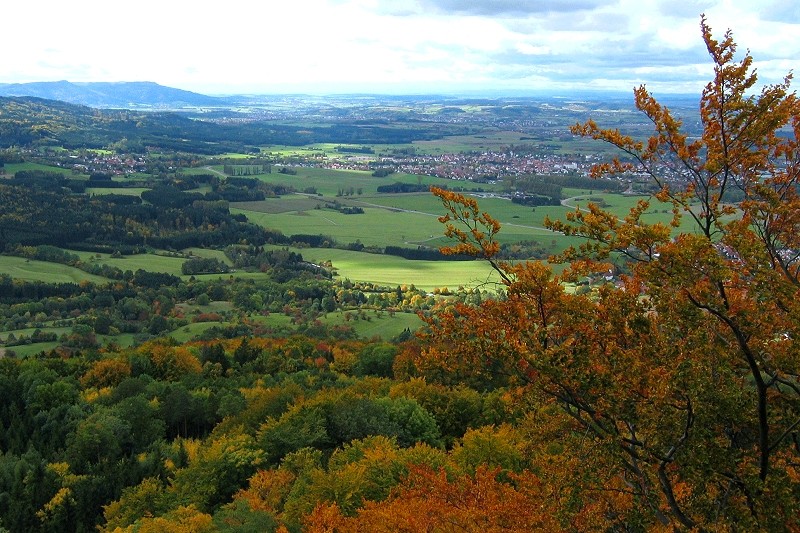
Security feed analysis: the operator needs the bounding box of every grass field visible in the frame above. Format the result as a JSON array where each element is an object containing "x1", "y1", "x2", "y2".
[
  {"x1": 168, "y1": 322, "x2": 230, "y2": 343},
  {"x1": 3, "y1": 342, "x2": 61, "y2": 358},
  {"x1": 74, "y1": 251, "x2": 187, "y2": 276},
  {"x1": 67, "y1": 244, "x2": 500, "y2": 291},
  {"x1": 74, "y1": 249, "x2": 234, "y2": 278},
  {"x1": 411, "y1": 131, "x2": 548, "y2": 154},
  {"x1": 0, "y1": 326, "x2": 71, "y2": 344},
  {"x1": 0, "y1": 328, "x2": 138, "y2": 356},
  {"x1": 4, "y1": 162, "x2": 86, "y2": 177},
  {"x1": 182, "y1": 248, "x2": 234, "y2": 265},
  {"x1": 207, "y1": 165, "x2": 495, "y2": 197},
  {"x1": 259, "y1": 131, "x2": 628, "y2": 159},
  {"x1": 319, "y1": 309, "x2": 424, "y2": 338},
  {"x1": 295, "y1": 247, "x2": 502, "y2": 291},
  {"x1": 235, "y1": 205, "x2": 444, "y2": 248},
  {"x1": 0, "y1": 256, "x2": 110, "y2": 284},
  {"x1": 233, "y1": 194, "x2": 327, "y2": 214},
  {"x1": 86, "y1": 187, "x2": 150, "y2": 196},
  {"x1": 561, "y1": 192, "x2": 701, "y2": 233},
  {"x1": 235, "y1": 191, "x2": 579, "y2": 253}
]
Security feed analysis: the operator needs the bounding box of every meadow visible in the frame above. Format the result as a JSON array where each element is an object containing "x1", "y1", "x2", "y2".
[
  {"x1": 3, "y1": 162, "x2": 87, "y2": 177},
  {"x1": 295, "y1": 247, "x2": 502, "y2": 292},
  {"x1": 212, "y1": 164, "x2": 496, "y2": 196},
  {"x1": 0, "y1": 255, "x2": 109, "y2": 284}
]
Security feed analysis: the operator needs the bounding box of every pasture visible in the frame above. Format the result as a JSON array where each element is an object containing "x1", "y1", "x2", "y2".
[
  {"x1": 86, "y1": 187, "x2": 150, "y2": 196},
  {"x1": 4, "y1": 162, "x2": 86, "y2": 177},
  {"x1": 234, "y1": 204, "x2": 443, "y2": 249},
  {"x1": 235, "y1": 191, "x2": 580, "y2": 253},
  {"x1": 74, "y1": 251, "x2": 187, "y2": 276},
  {"x1": 208, "y1": 165, "x2": 493, "y2": 197},
  {"x1": 561, "y1": 192, "x2": 700, "y2": 233},
  {"x1": 0, "y1": 256, "x2": 109, "y2": 284},
  {"x1": 319, "y1": 309, "x2": 424, "y2": 338},
  {"x1": 294, "y1": 247, "x2": 503, "y2": 292}
]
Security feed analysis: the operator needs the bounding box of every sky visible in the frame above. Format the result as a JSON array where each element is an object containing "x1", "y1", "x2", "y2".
[{"x1": 4, "y1": 0, "x2": 800, "y2": 96}]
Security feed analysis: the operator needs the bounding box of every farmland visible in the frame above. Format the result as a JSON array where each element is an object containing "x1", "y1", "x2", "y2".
[{"x1": 0, "y1": 91, "x2": 680, "y2": 355}]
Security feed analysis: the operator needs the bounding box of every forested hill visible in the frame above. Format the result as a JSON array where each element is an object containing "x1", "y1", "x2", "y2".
[
  {"x1": 0, "y1": 96, "x2": 251, "y2": 154},
  {"x1": 0, "y1": 81, "x2": 221, "y2": 108},
  {"x1": 0, "y1": 97, "x2": 452, "y2": 153}
]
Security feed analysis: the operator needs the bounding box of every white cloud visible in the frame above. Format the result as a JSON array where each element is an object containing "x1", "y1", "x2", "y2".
[{"x1": 2, "y1": 0, "x2": 798, "y2": 95}]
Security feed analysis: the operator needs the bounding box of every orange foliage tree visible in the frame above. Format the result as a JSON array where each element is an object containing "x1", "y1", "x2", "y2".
[
  {"x1": 304, "y1": 465, "x2": 563, "y2": 533},
  {"x1": 422, "y1": 16, "x2": 800, "y2": 530}
]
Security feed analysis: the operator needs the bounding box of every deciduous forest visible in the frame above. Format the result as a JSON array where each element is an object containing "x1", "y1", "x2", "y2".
[{"x1": 1, "y1": 19, "x2": 799, "y2": 532}]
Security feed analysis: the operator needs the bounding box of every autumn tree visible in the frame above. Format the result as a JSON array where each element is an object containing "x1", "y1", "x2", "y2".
[
  {"x1": 304, "y1": 465, "x2": 564, "y2": 532},
  {"x1": 424, "y1": 16, "x2": 800, "y2": 530}
]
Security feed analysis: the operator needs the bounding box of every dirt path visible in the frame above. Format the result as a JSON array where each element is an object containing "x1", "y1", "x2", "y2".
[
  {"x1": 560, "y1": 195, "x2": 592, "y2": 213},
  {"x1": 203, "y1": 166, "x2": 227, "y2": 177}
]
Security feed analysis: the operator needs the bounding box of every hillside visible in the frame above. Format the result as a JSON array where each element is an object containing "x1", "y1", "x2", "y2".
[{"x1": 0, "y1": 96, "x2": 452, "y2": 153}]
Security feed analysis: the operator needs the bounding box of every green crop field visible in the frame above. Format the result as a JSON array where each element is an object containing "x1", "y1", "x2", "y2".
[{"x1": 0, "y1": 256, "x2": 110, "y2": 284}]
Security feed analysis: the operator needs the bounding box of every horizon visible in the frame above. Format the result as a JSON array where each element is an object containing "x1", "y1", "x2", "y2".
[{"x1": 0, "y1": 79, "x2": 703, "y2": 102}]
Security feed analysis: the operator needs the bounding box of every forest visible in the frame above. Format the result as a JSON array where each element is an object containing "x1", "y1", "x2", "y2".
[
  {"x1": 0, "y1": 97, "x2": 466, "y2": 154},
  {"x1": 1, "y1": 20, "x2": 800, "y2": 532}
]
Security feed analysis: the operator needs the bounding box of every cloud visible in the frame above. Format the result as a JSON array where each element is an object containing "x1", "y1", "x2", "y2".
[
  {"x1": 754, "y1": 0, "x2": 800, "y2": 23},
  {"x1": 418, "y1": 0, "x2": 606, "y2": 16},
  {"x1": 655, "y1": 0, "x2": 717, "y2": 19},
  {"x1": 372, "y1": 0, "x2": 606, "y2": 17},
  {"x1": 2, "y1": 0, "x2": 799, "y2": 95}
]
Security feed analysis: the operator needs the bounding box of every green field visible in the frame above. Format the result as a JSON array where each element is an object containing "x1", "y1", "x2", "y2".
[
  {"x1": 0, "y1": 326, "x2": 71, "y2": 344},
  {"x1": 235, "y1": 191, "x2": 577, "y2": 252},
  {"x1": 411, "y1": 131, "x2": 546, "y2": 154},
  {"x1": 74, "y1": 251, "x2": 187, "y2": 276},
  {"x1": 0, "y1": 256, "x2": 110, "y2": 284},
  {"x1": 0, "y1": 327, "x2": 134, "y2": 357},
  {"x1": 208, "y1": 165, "x2": 495, "y2": 197},
  {"x1": 259, "y1": 130, "x2": 629, "y2": 159},
  {"x1": 295, "y1": 247, "x2": 502, "y2": 291},
  {"x1": 4, "y1": 162, "x2": 86, "y2": 177},
  {"x1": 86, "y1": 187, "x2": 150, "y2": 196},
  {"x1": 233, "y1": 194, "x2": 327, "y2": 214},
  {"x1": 561, "y1": 192, "x2": 701, "y2": 232},
  {"x1": 319, "y1": 309, "x2": 424, "y2": 338},
  {"x1": 235, "y1": 205, "x2": 444, "y2": 249},
  {"x1": 73, "y1": 248, "x2": 236, "y2": 278}
]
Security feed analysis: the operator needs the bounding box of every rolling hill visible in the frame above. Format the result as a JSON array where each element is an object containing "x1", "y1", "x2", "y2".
[{"x1": 0, "y1": 80, "x2": 222, "y2": 108}]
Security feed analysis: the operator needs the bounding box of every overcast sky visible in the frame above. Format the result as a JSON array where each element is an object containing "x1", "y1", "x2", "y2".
[{"x1": 4, "y1": 0, "x2": 799, "y2": 96}]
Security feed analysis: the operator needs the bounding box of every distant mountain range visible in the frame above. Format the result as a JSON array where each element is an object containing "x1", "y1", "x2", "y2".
[{"x1": 0, "y1": 81, "x2": 223, "y2": 108}]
